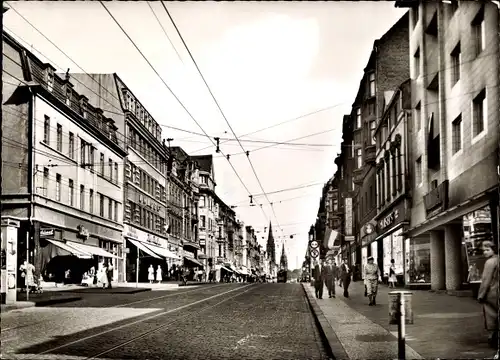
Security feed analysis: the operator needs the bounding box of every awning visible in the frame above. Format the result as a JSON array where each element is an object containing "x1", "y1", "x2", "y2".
[
  {"x1": 238, "y1": 267, "x2": 250, "y2": 276},
  {"x1": 47, "y1": 239, "x2": 92, "y2": 259},
  {"x1": 184, "y1": 256, "x2": 203, "y2": 267},
  {"x1": 220, "y1": 265, "x2": 233, "y2": 273},
  {"x1": 128, "y1": 239, "x2": 161, "y2": 259},
  {"x1": 66, "y1": 241, "x2": 117, "y2": 258},
  {"x1": 143, "y1": 243, "x2": 181, "y2": 260}
]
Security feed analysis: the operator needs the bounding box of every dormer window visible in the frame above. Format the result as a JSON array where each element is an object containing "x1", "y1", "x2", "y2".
[
  {"x1": 79, "y1": 97, "x2": 88, "y2": 119},
  {"x1": 368, "y1": 72, "x2": 376, "y2": 97},
  {"x1": 66, "y1": 87, "x2": 72, "y2": 106},
  {"x1": 46, "y1": 67, "x2": 54, "y2": 93}
]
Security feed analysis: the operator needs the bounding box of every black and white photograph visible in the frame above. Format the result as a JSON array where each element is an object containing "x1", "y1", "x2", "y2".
[{"x1": 1, "y1": 1, "x2": 499, "y2": 359}]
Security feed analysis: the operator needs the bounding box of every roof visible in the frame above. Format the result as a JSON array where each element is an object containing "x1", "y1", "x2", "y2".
[{"x1": 190, "y1": 155, "x2": 213, "y2": 173}]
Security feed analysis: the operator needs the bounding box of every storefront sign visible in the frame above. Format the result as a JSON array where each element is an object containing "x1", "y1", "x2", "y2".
[
  {"x1": 146, "y1": 234, "x2": 161, "y2": 245},
  {"x1": 124, "y1": 225, "x2": 139, "y2": 240},
  {"x1": 345, "y1": 198, "x2": 353, "y2": 236},
  {"x1": 77, "y1": 225, "x2": 90, "y2": 240},
  {"x1": 40, "y1": 228, "x2": 55, "y2": 238},
  {"x1": 184, "y1": 250, "x2": 195, "y2": 258},
  {"x1": 199, "y1": 239, "x2": 206, "y2": 246},
  {"x1": 376, "y1": 200, "x2": 406, "y2": 234}
]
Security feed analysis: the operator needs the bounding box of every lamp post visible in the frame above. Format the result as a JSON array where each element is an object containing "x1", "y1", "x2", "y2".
[{"x1": 308, "y1": 225, "x2": 315, "y2": 287}]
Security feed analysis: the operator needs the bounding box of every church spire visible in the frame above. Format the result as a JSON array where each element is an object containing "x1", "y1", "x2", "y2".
[
  {"x1": 266, "y1": 221, "x2": 276, "y2": 264},
  {"x1": 280, "y1": 243, "x2": 288, "y2": 270}
]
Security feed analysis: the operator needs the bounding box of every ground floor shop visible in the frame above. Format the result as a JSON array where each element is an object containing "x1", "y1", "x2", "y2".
[{"x1": 123, "y1": 224, "x2": 181, "y2": 283}]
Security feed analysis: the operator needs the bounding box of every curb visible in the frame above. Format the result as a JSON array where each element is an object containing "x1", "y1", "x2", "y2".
[
  {"x1": 67, "y1": 288, "x2": 151, "y2": 294},
  {"x1": 1, "y1": 301, "x2": 36, "y2": 313},
  {"x1": 35, "y1": 296, "x2": 82, "y2": 306},
  {"x1": 302, "y1": 283, "x2": 349, "y2": 360}
]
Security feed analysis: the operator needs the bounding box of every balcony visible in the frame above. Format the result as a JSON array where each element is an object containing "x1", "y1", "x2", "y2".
[
  {"x1": 353, "y1": 168, "x2": 364, "y2": 185},
  {"x1": 364, "y1": 144, "x2": 376, "y2": 165},
  {"x1": 423, "y1": 180, "x2": 449, "y2": 215}
]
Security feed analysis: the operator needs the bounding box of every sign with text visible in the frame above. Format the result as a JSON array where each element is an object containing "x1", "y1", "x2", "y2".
[
  {"x1": 345, "y1": 198, "x2": 353, "y2": 236},
  {"x1": 376, "y1": 200, "x2": 406, "y2": 234},
  {"x1": 40, "y1": 228, "x2": 55, "y2": 238}
]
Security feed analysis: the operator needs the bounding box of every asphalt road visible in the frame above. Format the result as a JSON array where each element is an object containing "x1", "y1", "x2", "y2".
[{"x1": 1, "y1": 283, "x2": 331, "y2": 360}]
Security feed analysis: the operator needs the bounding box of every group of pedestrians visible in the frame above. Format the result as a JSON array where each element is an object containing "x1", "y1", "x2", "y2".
[{"x1": 312, "y1": 258, "x2": 351, "y2": 299}]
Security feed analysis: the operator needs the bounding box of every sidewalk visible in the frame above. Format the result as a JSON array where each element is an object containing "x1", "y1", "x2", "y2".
[{"x1": 304, "y1": 281, "x2": 497, "y2": 359}]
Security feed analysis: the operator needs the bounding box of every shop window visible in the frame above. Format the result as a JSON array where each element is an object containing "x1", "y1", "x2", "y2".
[{"x1": 408, "y1": 236, "x2": 431, "y2": 283}]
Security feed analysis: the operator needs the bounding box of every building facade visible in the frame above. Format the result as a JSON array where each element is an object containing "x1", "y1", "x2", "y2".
[
  {"x1": 2, "y1": 32, "x2": 127, "y2": 292},
  {"x1": 396, "y1": 0, "x2": 499, "y2": 292},
  {"x1": 373, "y1": 79, "x2": 412, "y2": 283},
  {"x1": 348, "y1": 12, "x2": 410, "y2": 275}
]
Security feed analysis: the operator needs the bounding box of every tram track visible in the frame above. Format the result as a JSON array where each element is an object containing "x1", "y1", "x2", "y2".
[
  {"x1": 1, "y1": 284, "x2": 227, "y2": 334},
  {"x1": 34, "y1": 283, "x2": 257, "y2": 358}
]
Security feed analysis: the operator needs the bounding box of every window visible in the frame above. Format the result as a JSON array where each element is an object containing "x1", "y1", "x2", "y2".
[
  {"x1": 100, "y1": 153, "x2": 105, "y2": 175},
  {"x1": 42, "y1": 167, "x2": 49, "y2": 197},
  {"x1": 386, "y1": 158, "x2": 391, "y2": 201},
  {"x1": 43, "y1": 115, "x2": 50, "y2": 144},
  {"x1": 472, "y1": 89, "x2": 486, "y2": 137},
  {"x1": 370, "y1": 121, "x2": 376, "y2": 145},
  {"x1": 414, "y1": 48, "x2": 420, "y2": 78},
  {"x1": 69, "y1": 179, "x2": 74, "y2": 206},
  {"x1": 90, "y1": 147, "x2": 95, "y2": 172},
  {"x1": 415, "y1": 102, "x2": 421, "y2": 131},
  {"x1": 108, "y1": 159, "x2": 113, "y2": 181},
  {"x1": 100, "y1": 194, "x2": 105, "y2": 217},
  {"x1": 80, "y1": 140, "x2": 87, "y2": 168},
  {"x1": 114, "y1": 202, "x2": 118, "y2": 222},
  {"x1": 451, "y1": 43, "x2": 461, "y2": 85},
  {"x1": 69, "y1": 132, "x2": 75, "y2": 159},
  {"x1": 200, "y1": 196, "x2": 206, "y2": 207},
  {"x1": 54, "y1": 173, "x2": 61, "y2": 201},
  {"x1": 80, "y1": 185, "x2": 85, "y2": 211},
  {"x1": 47, "y1": 72, "x2": 54, "y2": 92},
  {"x1": 108, "y1": 198, "x2": 113, "y2": 220},
  {"x1": 351, "y1": 140, "x2": 354, "y2": 158},
  {"x1": 89, "y1": 189, "x2": 94, "y2": 214},
  {"x1": 355, "y1": 108, "x2": 362, "y2": 129},
  {"x1": 416, "y1": 157, "x2": 422, "y2": 185},
  {"x1": 368, "y1": 73, "x2": 375, "y2": 97},
  {"x1": 356, "y1": 148, "x2": 363, "y2": 169},
  {"x1": 472, "y1": 8, "x2": 486, "y2": 57},
  {"x1": 114, "y1": 163, "x2": 118, "y2": 183},
  {"x1": 200, "y1": 215, "x2": 206, "y2": 228},
  {"x1": 333, "y1": 199, "x2": 338, "y2": 212},
  {"x1": 452, "y1": 114, "x2": 462, "y2": 154},
  {"x1": 56, "y1": 124, "x2": 62, "y2": 152}
]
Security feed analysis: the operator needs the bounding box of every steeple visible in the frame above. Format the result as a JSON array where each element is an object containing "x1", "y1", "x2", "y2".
[
  {"x1": 266, "y1": 221, "x2": 276, "y2": 264},
  {"x1": 280, "y1": 244, "x2": 288, "y2": 271}
]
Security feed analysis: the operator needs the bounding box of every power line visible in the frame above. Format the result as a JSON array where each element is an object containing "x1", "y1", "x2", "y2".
[
  {"x1": 100, "y1": 1, "x2": 270, "y2": 225},
  {"x1": 162, "y1": 2, "x2": 284, "y2": 236}
]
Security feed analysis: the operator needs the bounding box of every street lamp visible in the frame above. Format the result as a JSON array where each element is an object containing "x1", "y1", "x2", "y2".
[{"x1": 308, "y1": 225, "x2": 315, "y2": 287}]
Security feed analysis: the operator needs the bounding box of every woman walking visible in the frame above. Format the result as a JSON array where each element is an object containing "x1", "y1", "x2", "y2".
[
  {"x1": 477, "y1": 240, "x2": 498, "y2": 349},
  {"x1": 156, "y1": 265, "x2": 163, "y2": 284},
  {"x1": 388, "y1": 259, "x2": 397, "y2": 288},
  {"x1": 148, "y1": 265, "x2": 155, "y2": 284},
  {"x1": 364, "y1": 256, "x2": 381, "y2": 306}
]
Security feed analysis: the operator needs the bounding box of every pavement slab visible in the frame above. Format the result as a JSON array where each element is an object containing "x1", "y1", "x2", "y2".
[{"x1": 303, "y1": 283, "x2": 422, "y2": 360}]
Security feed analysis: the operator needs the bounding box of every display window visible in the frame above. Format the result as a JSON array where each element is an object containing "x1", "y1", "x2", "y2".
[
  {"x1": 405, "y1": 237, "x2": 410, "y2": 284},
  {"x1": 371, "y1": 241, "x2": 378, "y2": 262},
  {"x1": 409, "y1": 236, "x2": 431, "y2": 283},
  {"x1": 351, "y1": 251, "x2": 356, "y2": 267},
  {"x1": 392, "y1": 229, "x2": 404, "y2": 275},
  {"x1": 463, "y1": 205, "x2": 493, "y2": 283}
]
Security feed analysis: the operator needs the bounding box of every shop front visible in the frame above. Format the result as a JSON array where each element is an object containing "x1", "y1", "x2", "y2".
[
  {"x1": 123, "y1": 224, "x2": 180, "y2": 283},
  {"x1": 374, "y1": 198, "x2": 409, "y2": 286}
]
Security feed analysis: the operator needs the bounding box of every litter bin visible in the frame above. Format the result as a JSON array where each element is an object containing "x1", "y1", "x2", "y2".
[{"x1": 389, "y1": 291, "x2": 414, "y2": 325}]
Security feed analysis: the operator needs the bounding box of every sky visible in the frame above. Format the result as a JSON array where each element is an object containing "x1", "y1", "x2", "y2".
[{"x1": 3, "y1": 1, "x2": 407, "y2": 270}]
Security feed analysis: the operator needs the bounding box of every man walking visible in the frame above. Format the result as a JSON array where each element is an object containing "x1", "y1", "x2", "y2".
[
  {"x1": 324, "y1": 258, "x2": 337, "y2": 298},
  {"x1": 340, "y1": 260, "x2": 352, "y2": 298},
  {"x1": 313, "y1": 260, "x2": 325, "y2": 299},
  {"x1": 364, "y1": 256, "x2": 381, "y2": 306}
]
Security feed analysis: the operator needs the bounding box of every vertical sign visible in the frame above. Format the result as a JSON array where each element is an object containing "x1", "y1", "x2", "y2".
[{"x1": 345, "y1": 197, "x2": 353, "y2": 236}]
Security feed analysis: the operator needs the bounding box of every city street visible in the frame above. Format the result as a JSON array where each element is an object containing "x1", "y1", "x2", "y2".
[{"x1": 1, "y1": 283, "x2": 331, "y2": 360}]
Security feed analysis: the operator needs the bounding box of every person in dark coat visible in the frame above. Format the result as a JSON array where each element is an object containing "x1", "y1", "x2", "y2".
[
  {"x1": 313, "y1": 260, "x2": 325, "y2": 299},
  {"x1": 339, "y1": 261, "x2": 352, "y2": 298},
  {"x1": 324, "y1": 259, "x2": 337, "y2": 298},
  {"x1": 477, "y1": 240, "x2": 498, "y2": 349}
]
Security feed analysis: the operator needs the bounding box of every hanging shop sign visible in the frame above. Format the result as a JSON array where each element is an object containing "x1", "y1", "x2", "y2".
[
  {"x1": 40, "y1": 228, "x2": 55, "y2": 238},
  {"x1": 345, "y1": 197, "x2": 353, "y2": 236}
]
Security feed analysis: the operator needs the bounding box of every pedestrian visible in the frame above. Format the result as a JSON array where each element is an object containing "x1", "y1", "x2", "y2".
[
  {"x1": 477, "y1": 240, "x2": 498, "y2": 349},
  {"x1": 340, "y1": 260, "x2": 352, "y2": 298},
  {"x1": 98, "y1": 263, "x2": 108, "y2": 289},
  {"x1": 324, "y1": 258, "x2": 337, "y2": 298},
  {"x1": 148, "y1": 264, "x2": 155, "y2": 284},
  {"x1": 156, "y1": 265, "x2": 163, "y2": 284},
  {"x1": 313, "y1": 260, "x2": 325, "y2": 299},
  {"x1": 388, "y1": 259, "x2": 397, "y2": 288},
  {"x1": 364, "y1": 256, "x2": 381, "y2": 306},
  {"x1": 106, "y1": 261, "x2": 114, "y2": 289}
]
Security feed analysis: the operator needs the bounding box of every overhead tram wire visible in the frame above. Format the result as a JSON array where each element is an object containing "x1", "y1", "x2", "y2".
[
  {"x1": 99, "y1": 1, "x2": 270, "y2": 224},
  {"x1": 163, "y1": 2, "x2": 284, "y2": 236}
]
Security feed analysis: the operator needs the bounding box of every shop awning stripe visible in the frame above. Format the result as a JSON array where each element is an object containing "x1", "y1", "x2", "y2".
[
  {"x1": 128, "y1": 239, "x2": 161, "y2": 259},
  {"x1": 47, "y1": 239, "x2": 93, "y2": 259},
  {"x1": 143, "y1": 243, "x2": 181, "y2": 260},
  {"x1": 184, "y1": 256, "x2": 203, "y2": 267},
  {"x1": 66, "y1": 241, "x2": 117, "y2": 258}
]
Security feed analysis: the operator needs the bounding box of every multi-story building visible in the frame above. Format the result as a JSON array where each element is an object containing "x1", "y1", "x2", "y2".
[
  {"x1": 246, "y1": 226, "x2": 261, "y2": 278},
  {"x1": 348, "y1": 12, "x2": 410, "y2": 274},
  {"x1": 373, "y1": 79, "x2": 412, "y2": 283},
  {"x1": 2, "y1": 32, "x2": 127, "y2": 290},
  {"x1": 395, "y1": 0, "x2": 499, "y2": 293},
  {"x1": 192, "y1": 155, "x2": 217, "y2": 272},
  {"x1": 69, "y1": 73, "x2": 182, "y2": 283}
]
